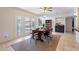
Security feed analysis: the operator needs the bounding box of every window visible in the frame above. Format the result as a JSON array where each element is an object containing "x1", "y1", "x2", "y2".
[
  {"x1": 17, "y1": 16, "x2": 22, "y2": 33},
  {"x1": 25, "y1": 17, "x2": 31, "y2": 32},
  {"x1": 32, "y1": 18, "x2": 36, "y2": 29}
]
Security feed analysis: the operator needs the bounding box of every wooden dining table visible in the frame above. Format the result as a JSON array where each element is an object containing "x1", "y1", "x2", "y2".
[{"x1": 32, "y1": 28, "x2": 52, "y2": 42}]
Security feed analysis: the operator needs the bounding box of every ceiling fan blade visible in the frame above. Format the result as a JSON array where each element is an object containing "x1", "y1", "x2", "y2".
[
  {"x1": 48, "y1": 7, "x2": 53, "y2": 9},
  {"x1": 48, "y1": 10, "x2": 52, "y2": 11}
]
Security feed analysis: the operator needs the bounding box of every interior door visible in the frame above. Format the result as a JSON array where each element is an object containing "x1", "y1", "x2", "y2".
[{"x1": 66, "y1": 17, "x2": 72, "y2": 33}]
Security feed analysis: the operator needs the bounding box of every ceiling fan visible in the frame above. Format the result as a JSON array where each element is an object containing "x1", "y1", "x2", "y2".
[{"x1": 40, "y1": 7, "x2": 53, "y2": 13}]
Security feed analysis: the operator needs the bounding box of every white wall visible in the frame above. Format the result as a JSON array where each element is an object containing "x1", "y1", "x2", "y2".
[
  {"x1": 75, "y1": 8, "x2": 79, "y2": 43},
  {"x1": 0, "y1": 7, "x2": 37, "y2": 43}
]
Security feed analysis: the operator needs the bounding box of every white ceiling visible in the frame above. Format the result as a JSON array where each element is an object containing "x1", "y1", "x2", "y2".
[{"x1": 19, "y1": 7, "x2": 75, "y2": 17}]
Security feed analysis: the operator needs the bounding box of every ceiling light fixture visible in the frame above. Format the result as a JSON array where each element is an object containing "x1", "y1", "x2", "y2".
[{"x1": 40, "y1": 7, "x2": 53, "y2": 13}]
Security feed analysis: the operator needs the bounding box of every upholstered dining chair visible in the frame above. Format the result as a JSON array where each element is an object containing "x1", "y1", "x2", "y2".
[{"x1": 30, "y1": 28, "x2": 39, "y2": 45}]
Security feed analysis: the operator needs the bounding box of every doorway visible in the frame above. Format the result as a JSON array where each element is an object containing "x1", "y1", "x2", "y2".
[{"x1": 65, "y1": 17, "x2": 74, "y2": 33}]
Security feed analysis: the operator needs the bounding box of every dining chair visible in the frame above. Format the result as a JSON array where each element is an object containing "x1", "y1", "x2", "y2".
[{"x1": 30, "y1": 28, "x2": 39, "y2": 45}]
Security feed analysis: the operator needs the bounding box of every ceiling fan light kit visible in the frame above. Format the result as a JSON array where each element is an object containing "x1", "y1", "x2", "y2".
[{"x1": 40, "y1": 7, "x2": 53, "y2": 13}]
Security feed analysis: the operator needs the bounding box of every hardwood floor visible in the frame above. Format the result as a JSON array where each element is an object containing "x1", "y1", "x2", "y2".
[
  {"x1": 0, "y1": 32, "x2": 79, "y2": 51},
  {"x1": 56, "y1": 33, "x2": 79, "y2": 51},
  {"x1": 12, "y1": 35, "x2": 60, "y2": 51}
]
